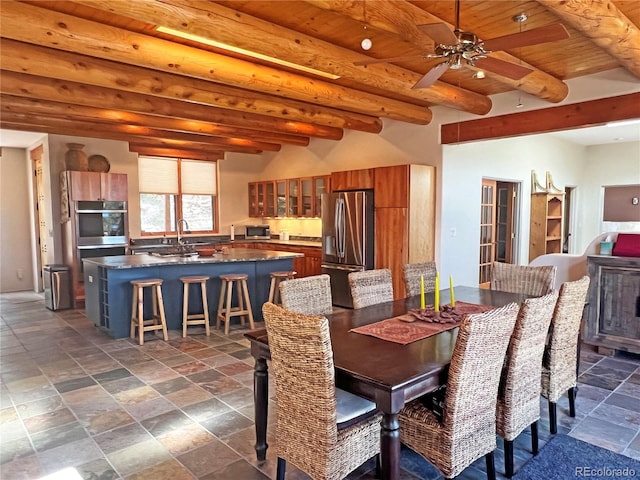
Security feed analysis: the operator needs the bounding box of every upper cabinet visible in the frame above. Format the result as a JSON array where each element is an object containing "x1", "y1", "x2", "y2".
[
  {"x1": 330, "y1": 168, "x2": 374, "y2": 191},
  {"x1": 67, "y1": 171, "x2": 128, "y2": 201},
  {"x1": 248, "y1": 175, "x2": 329, "y2": 218}
]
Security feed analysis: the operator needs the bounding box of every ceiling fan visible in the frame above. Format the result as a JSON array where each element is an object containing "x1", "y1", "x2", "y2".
[{"x1": 354, "y1": 0, "x2": 570, "y2": 89}]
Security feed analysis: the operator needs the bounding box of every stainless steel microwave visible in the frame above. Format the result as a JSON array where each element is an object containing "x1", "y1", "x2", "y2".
[{"x1": 245, "y1": 225, "x2": 271, "y2": 239}]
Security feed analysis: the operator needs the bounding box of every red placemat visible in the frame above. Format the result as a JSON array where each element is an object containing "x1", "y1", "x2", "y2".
[{"x1": 349, "y1": 302, "x2": 494, "y2": 345}]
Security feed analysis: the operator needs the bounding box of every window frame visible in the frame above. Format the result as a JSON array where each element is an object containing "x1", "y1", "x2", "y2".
[{"x1": 139, "y1": 157, "x2": 219, "y2": 237}]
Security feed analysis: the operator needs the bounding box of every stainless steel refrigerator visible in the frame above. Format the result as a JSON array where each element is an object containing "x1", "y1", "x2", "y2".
[{"x1": 321, "y1": 191, "x2": 375, "y2": 308}]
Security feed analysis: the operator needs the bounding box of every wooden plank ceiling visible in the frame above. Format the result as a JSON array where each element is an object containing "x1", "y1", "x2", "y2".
[{"x1": 1, "y1": 0, "x2": 639, "y2": 158}]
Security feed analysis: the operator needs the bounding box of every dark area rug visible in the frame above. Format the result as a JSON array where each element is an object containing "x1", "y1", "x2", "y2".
[{"x1": 513, "y1": 435, "x2": 640, "y2": 480}]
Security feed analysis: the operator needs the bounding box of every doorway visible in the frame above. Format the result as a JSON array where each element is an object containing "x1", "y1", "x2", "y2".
[
  {"x1": 31, "y1": 145, "x2": 46, "y2": 292},
  {"x1": 479, "y1": 179, "x2": 519, "y2": 287},
  {"x1": 563, "y1": 186, "x2": 575, "y2": 253}
]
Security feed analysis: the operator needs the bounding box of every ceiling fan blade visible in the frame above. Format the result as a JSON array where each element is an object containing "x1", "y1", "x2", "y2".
[
  {"x1": 474, "y1": 57, "x2": 533, "y2": 80},
  {"x1": 483, "y1": 23, "x2": 570, "y2": 52},
  {"x1": 417, "y1": 23, "x2": 459, "y2": 46},
  {"x1": 412, "y1": 61, "x2": 450, "y2": 89},
  {"x1": 354, "y1": 54, "x2": 430, "y2": 66}
]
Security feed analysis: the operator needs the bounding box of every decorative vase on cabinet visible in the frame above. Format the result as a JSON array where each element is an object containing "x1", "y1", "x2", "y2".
[{"x1": 65, "y1": 143, "x2": 89, "y2": 171}]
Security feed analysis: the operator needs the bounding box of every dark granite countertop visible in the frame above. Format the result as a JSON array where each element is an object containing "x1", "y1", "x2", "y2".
[
  {"x1": 83, "y1": 248, "x2": 303, "y2": 269},
  {"x1": 129, "y1": 238, "x2": 321, "y2": 252}
]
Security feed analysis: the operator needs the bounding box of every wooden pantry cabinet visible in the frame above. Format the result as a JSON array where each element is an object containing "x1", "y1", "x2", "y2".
[
  {"x1": 373, "y1": 164, "x2": 436, "y2": 299},
  {"x1": 529, "y1": 193, "x2": 563, "y2": 262}
]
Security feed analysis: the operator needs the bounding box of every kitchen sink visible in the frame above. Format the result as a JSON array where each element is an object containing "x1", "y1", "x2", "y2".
[{"x1": 149, "y1": 251, "x2": 199, "y2": 258}]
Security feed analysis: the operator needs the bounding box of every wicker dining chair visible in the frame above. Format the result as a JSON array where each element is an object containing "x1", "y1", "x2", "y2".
[
  {"x1": 403, "y1": 261, "x2": 438, "y2": 297},
  {"x1": 541, "y1": 275, "x2": 590, "y2": 434},
  {"x1": 279, "y1": 274, "x2": 333, "y2": 316},
  {"x1": 490, "y1": 262, "x2": 557, "y2": 296},
  {"x1": 399, "y1": 302, "x2": 520, "y2": 480},
  {"x1": 496, "y1": 291, "x2": 558, "y2": 478},
  {"x1": 262, "y1": 302, "x2": 381, "y2": 480},
  {"x1": 348, "y1": 269, "x2": 394, "y2": 309}
]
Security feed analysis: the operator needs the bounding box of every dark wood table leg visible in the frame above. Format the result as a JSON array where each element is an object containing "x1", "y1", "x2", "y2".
[
  {"x1": 253, "y1": 357, "x2": 269, "y2": 461},
  {"x1": 380, "y1": 412, "x2": 401, "y2": 480}
]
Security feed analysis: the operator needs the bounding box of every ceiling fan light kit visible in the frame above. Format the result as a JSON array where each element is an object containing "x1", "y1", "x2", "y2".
[{"x1": 353, "y1": 0, "x2": 570, "y2": 90}]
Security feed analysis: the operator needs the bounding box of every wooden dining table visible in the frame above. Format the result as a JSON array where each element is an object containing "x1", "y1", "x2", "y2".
[{"x1": 245, "y1": 286, "x2": 530, "y2": 480}]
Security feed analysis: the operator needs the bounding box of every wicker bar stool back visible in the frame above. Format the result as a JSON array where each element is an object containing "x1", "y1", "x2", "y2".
[
  {"x1": 279, "y1": 274, "x2": 333, "y2": 316},
  {"x1": 399, "y1": 303, "x2": 519, "y2": 480},
  {"x1": 403, "y1": 261, "x2": 437, "y2": 297},
  {"x1": 348, "y1": 269, "x2": 394, "y2": 309},
  {"x1": 496, "y1": 291, "x2": 558, "y2": 477},
  {"x1": 490, "y1": 262, "x2": 557, "y2": 296},
  {"x1": 262, "y1": 302, "x2": 381, "y2": 480},
  {"x1": 541, "y1": 275, "x2": 590, "y2": 434}
]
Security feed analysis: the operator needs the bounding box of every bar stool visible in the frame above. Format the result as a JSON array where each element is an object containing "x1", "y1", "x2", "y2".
[
  {"x1": 180, "y1": 275, "x2": 211, "y2": 337},
  {"x1": 216, "y1": 273, "x2": 255, "y2": 335},
  {"x1": 268, "y1": 270, "x2": 297, "y2": 305},
  {"x1": 129, "y1": 278, "x2": 168, "y2": 346}
]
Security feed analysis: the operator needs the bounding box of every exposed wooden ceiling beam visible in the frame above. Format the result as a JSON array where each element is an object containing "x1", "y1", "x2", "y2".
[
  {"x1": 0, "y1": 39, "x2": 378, "y2": 133},
  {"x1": 75, "y1": 0, "x2": 492, "y2": 115},
  {"x1": 0, "y1": 1, "x2": 434, "y2": 124},
  {"x1": 307, "y1": 0, "x2": 569, "y2": 103},
  {"x1": 0, "y1": 70, "x2": 346, "y2": 140},
  {"x1": 128, "y1": 145, "x2": 225, "y2": 161},
  {"x1": 0, "y1": 95, "x2": 310, "y2": 147},
  {"x1": 0, "y1": 111, "x2": 281, "y2": 152},
  {"x1": 537, "y1": 0, "x2": 640, "y2": 79},
  {"x1": 441, "y1": 92, "x2": 640, "y2": 144}
]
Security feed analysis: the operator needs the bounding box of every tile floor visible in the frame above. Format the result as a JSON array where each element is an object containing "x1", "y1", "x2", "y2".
[{"x1": 1, "y1": 291, "x2": 639, "y2": 480}]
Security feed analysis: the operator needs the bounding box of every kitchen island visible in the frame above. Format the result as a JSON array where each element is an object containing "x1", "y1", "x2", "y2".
[{"x1": 83, "y1": 248, "x2": 302, "y2": 338}]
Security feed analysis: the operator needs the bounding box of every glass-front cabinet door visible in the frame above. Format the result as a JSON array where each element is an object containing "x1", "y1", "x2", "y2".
[
  {"x1": 256, "y1": 182, "x2": 265, "y2": 217},
  {"x1": 301, "y1": 178, "x2": 312, "y2": 217},
  {"x1": 313, "y1": 175, "x2": 329, "y2": 217},
  {"x1": 248, "y1": 182, "x2": 258, "y2": 217},
  {"x1": 276, "y1": 180, "x2": 287, "y2": 217},
  {"x1": 265, "y1": 181, "x2": 276, "y2": 217},
  {"x1": 288, "y1": 179, "x2": 299, "y2": 216}
]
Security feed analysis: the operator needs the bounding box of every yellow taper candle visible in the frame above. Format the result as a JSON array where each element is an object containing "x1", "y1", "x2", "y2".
[
  {"x1": 450, "y1": 275, "x2": 455, "y2": 307},
  {"x1": 434, "y1": 272, "x2": 440, "y2": 312},
  {"x1": 420, "y1": 275, "x2": 425, "y2": 309}
]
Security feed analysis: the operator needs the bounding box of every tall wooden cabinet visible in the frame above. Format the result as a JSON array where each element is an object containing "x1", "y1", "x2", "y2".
[
  {"x1": 373, "y1": 164, "x2": 436, "y2": 299},
  {"x1": 62, "y1": 171, "x2": 129, "y2": 307},
  {"x1": 529, "y1": 193, "x2": 563, "y2": 262}
]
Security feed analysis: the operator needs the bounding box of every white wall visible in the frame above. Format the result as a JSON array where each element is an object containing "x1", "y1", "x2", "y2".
[
  {"x1": 579, "y1": 141, "x2": 640, "y2": 247},
  {"x1": 440, "y1": 135, "x2": 588, "y2": 287},
  {"x1": 0, "y1": 148, "x2": 35, "y2": 292}
]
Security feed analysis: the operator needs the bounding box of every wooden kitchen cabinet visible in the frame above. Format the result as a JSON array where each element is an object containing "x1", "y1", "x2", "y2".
[
  {"x1": 67, "y1": 171, "x2": 128, "y2": 201},
  {"x1": 248, "y1": 181, "x2": 276, "y2": 217},
  {"x1": 313, "y1": 175, "x2": 330, "y2": 217},
  {"x1": 373, "y1": 164, "x2": 435, "y2": 299},
  {"x1": 529, "y1": 193, "x2": 564, "y2": 262},
  {"x1": 331, "y1": 168, "x2": 374, "y2": 191}
]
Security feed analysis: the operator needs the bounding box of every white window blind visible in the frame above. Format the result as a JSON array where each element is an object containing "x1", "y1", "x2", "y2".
[
  {"x1": 181, "y1": 160, "x2": 217, "y2": 195},
  {"x1": 138, "y1": 157, "x2": 178, "y2": 194}
]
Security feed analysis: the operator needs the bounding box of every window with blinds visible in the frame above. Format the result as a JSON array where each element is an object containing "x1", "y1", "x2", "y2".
[{"x1": 138, "y1": 156, "x2": 218, "y2": 235}]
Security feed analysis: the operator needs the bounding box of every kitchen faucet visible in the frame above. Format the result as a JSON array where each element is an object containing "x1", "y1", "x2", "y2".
[{"x1": 177, "y1": 218, "x2": 190, "y2": 245}]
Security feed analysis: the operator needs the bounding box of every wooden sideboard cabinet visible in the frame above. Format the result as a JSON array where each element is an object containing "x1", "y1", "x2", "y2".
[{"x1": 584, "y1": 255, "x2": 640, "y2": 354}]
